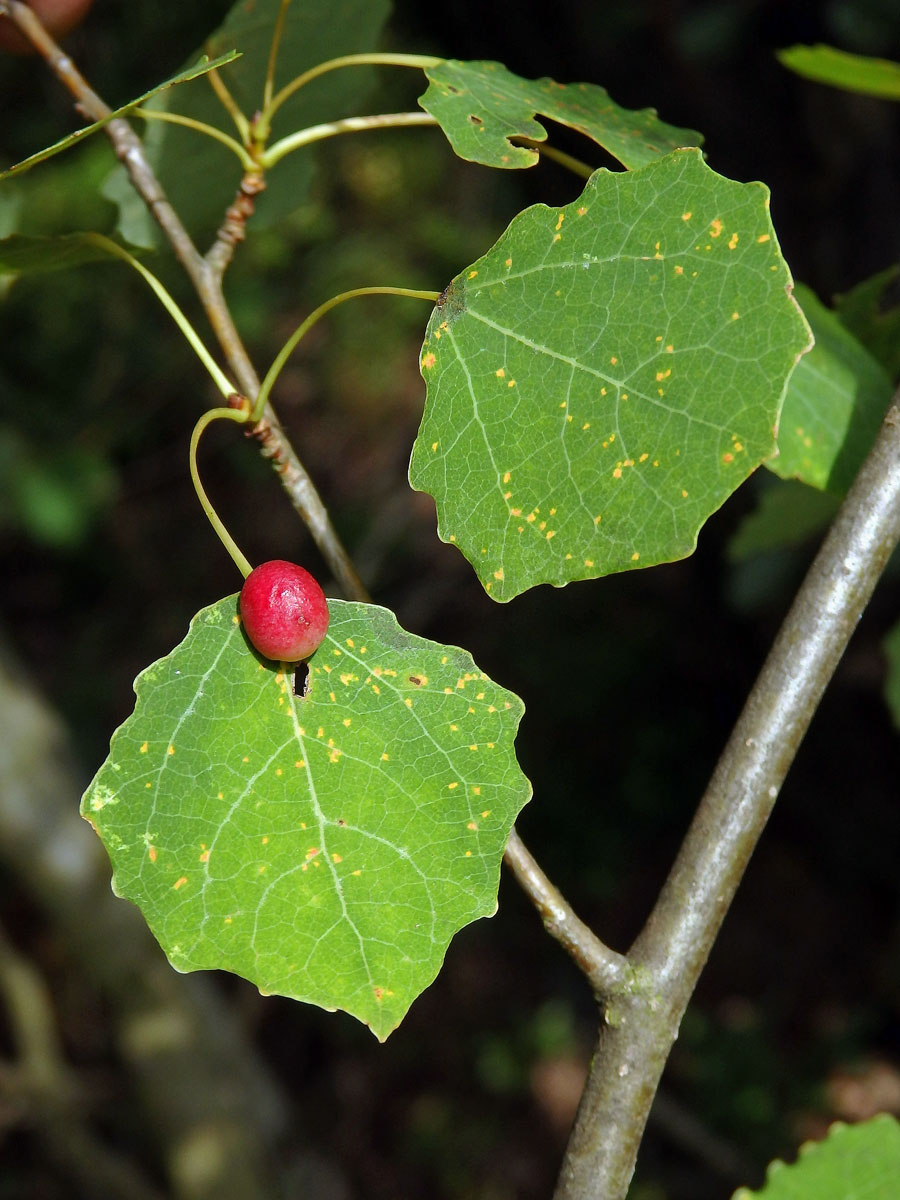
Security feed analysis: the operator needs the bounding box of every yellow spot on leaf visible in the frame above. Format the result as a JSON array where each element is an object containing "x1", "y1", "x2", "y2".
[
  {"x1": 682, "y1": 211, "x2": 692, "y2": 221},
  {"x1": 507, "y1": 379, "x2": 516, "y2": 388},
  {"x1": 173, "y1": 876, "x2": 188, "y2": 891},
  {"x1": 496, "y1": 367, "x2": 506, "y2": 378},
  {"x1": 332, "y1": 853, "x2": 342, "y2": 864},
  {"x1": 731, "y1": 312, "x2": 740, "y2": 320},
  {"x1": 140, "y1": 742, "x2": 148, "y2": 754},
  {"x1": 167, "y1": 745, "x2": 175, "y2": 756},
  {"x1": 199, "y1": 850, "x2": 210, "y2": 863},
  {"x1": 468, "y1": 269, "x2": 478, "y2": 279},
  {"x1": 613, "y1": 467, "x2": 622, "y2": 479},
  {"x1": 631, "y1": 552, "x2": 640, "y2": 561},
  {"x1": 585, "y1": 559, "x2": 594, "y2": 568},
  {"x1": 502, "y1": 470, "x2": 511, "y2": 483},
  {"x1": 148, "y1": 845, "x2": 157, "y2": 863},
  {"x1": 728, "y1": 232, "x2": 739, "y2": 250},
  {"x1": 494, "y1": 568, "x2": 504, "y2": 580},
  {"x1": 555, "y1": 212, "x2": 565, "y2": 231},
  {"x1": 448, "y1": 782, "x2": 459, "y2": 790},
  {"x1": 610, "y1": 356, "x2": 618, "y2": 365},
  {"x1": 381, "y1": 752, "x2": 389, "y2": 761},
  {"x1": 422, "y1": 352, "x2": 436, "y2": 369},
  {"x1": 757, "y1": 233, "x2": 771, "y2": 243},
  {"x1": 722, "y1": 452, "x2": 734, "y2": 463},
  {"x1": 710, "y1": 218, "x2": 724, "y2": 237}
]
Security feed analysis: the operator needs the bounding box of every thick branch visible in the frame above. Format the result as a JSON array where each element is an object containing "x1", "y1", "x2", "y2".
[
  {"x1": 555, "y1": 399, "x2": 900, "y2": 1199},
  {"x1": 5, "y1": 0, "x2": 368, "y2": 601}
]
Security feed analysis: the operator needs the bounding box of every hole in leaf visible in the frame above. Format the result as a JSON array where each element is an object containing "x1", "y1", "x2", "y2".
[
  {"x1": 293, "y1": 663, "x2": 310, "y2": 697},
  {"x1": 468, "y1": 113, "x2": 483, "y2": 125}
]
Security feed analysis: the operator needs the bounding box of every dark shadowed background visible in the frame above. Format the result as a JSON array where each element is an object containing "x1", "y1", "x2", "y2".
[{"x1": 2, "y1": 1, "x2": 900, "y2": 1197}]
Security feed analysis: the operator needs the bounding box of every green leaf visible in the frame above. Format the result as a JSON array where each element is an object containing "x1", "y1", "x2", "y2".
[
  {"x1": 733, "y1": 1114, "x2": 900, "y2": 1199},
  {"x1": 834, "y1": 265, "x2": 900, "y2": 380},
  {"x1": 0, "y1": 232, "x2": 140, "y2": 275},
  {"x1": 81, "y1": 597, "x2": 530, "y2": 1041},
  {"x1": 419, "y1": 59, "x2": 703, "y2": 171},
  {"x1": 884, "y1": 618, "x2": 900, "y2": 730},
  {"x1": 0, "y1": 54, "x2": 240, "y2": 182},
  {"x1": 769, "y1": 285, "x2": 892, "y2": 493},
  {"x1": 410, "y1": 148, "x2": 811, "y2": 601},
  {"x1": 103, "y1": 0, "x2": 391, "y2": 248},
  {"x1": 778, "y1": 44, "x2": 900, "y2": 100}
]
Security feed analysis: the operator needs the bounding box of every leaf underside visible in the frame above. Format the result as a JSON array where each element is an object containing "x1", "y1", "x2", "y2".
[
  {"x1": 420, "y1": 59, "x2": 703, "y2": 171},
  {"x1": 410, "y1": 148, "x2": 812, "y2": 601},
  {"x1": 81, "y1": 598, "x2": 531, "y2": 1040}
]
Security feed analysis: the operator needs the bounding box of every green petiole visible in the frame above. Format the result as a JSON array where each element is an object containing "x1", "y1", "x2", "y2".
[
  {"x1": 189, "y1": 404, "x2": 254, "y2": 579},
  {"x1": 84, "y1": 234, "x2": 234, "y2": 398},
  {"x1": 253, "y1": 285, "x2": 440, "y2": 423}
]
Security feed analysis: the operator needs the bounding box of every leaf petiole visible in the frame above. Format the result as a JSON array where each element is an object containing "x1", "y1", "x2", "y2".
[
  {"x1": 254, "y1": 285, "x2": 440, "y2": 422},
  {"x1": 189, "y1": 404, "x2": 254, "y2": 579},
  {"x1": 206, "y1": 67, "x2": 251, "y2": 142},
  {"x1": 83, "y1": 234, "x2": 234, "y2": 398},
  {"x1": 263, "y1": 111, "x2": 439, "y2": 168},
  {"x1": 257, "y1": 51, "x2": 442, "y2": 142},
  {"x1": 262, "y1": 0, "x2": 291, "y2": 114},
  {"x1": 133, "y1": 108, "x2": 256, "y2": 169}
]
